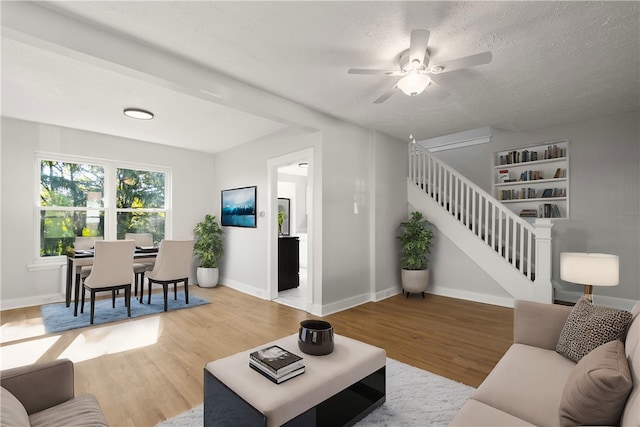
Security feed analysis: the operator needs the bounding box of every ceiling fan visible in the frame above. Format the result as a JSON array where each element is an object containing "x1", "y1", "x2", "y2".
[{"x1": 348, "y1": 29, "x2": 492, "y2": 104}]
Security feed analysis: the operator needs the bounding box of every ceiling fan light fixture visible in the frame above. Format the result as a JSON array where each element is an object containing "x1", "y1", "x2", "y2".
[
  {"x1": 397, "y1": 71, "x2": 431, "y2": 96},
  {"x1": 123, "y1": 108, "x2": 154, "y2": 120}
]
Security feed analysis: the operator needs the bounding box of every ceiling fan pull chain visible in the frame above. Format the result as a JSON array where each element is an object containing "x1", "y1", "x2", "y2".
[{"x1": 409, "y1": 97, "x2": 417, "y2": 143}]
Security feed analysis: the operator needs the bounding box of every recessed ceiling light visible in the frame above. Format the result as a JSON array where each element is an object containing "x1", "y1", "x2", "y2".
[
  {"x1": 298, "y1": 162, "x2": 309, "y2": 168},
  {"x1": 123, "y1": 108, "x2": 154, "y2": 120}
]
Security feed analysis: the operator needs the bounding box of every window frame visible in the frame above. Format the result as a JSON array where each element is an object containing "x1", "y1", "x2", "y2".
[{"x1": 34, "y1": 153, "x2": 171, "y2": 262}]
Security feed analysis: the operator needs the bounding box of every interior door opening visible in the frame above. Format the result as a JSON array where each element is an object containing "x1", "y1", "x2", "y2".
[{"x1": 273, "y1": 160, "x2": 310, "y2": 311}]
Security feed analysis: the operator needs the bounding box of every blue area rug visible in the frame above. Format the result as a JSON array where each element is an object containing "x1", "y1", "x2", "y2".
[{"x1": 42, "y1": 291, "x2": 209, "y2": 333}]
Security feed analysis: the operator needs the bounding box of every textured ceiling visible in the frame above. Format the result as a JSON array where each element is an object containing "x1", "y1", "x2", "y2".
[{"x1": 2, "y1": 1, "x2": 639, "y2": 153}]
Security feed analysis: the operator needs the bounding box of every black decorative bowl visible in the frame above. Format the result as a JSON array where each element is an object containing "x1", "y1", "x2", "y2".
[{"x1": 298, "y1": 320, "x2": 334, "y2": 356}]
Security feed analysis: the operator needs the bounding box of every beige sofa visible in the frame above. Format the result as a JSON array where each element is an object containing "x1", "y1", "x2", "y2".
[
  {"x1": 1, "y1": 358, "x2": 108, "y2": 427},
  {"x1": 450, "y1": 299, "x2": 639, "y2": 426}
]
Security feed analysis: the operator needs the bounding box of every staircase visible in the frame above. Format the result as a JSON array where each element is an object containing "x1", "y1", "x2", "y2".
[{"x1": 407, "y1": 143, "x2": 553, "y2": 303}]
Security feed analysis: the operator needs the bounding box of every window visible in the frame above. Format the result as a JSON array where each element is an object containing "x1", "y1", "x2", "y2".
[
  {"x1": 38, "y1": 156, "x2": 169, "y2": 258},
  {"x1": 39, "y1": 160, "x2": 105, "y2": 257},
  {"x1": 116, "y1": 167, "x2": 166, "y2": 242}
]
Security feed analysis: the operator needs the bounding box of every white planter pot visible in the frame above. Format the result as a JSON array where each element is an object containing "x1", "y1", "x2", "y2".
[
  {"x1": 197, "y1": 267, "x2": 219, "y2": 288},
  {"x1": 401, "y1": 269, "x2": 430, "y2": 298}
]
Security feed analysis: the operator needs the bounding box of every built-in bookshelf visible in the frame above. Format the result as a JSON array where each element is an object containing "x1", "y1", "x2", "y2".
[{"x1": 493, "y1": 140, "x2": 569, "y2": 219}]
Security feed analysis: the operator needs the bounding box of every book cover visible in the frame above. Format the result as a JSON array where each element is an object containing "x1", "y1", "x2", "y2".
[
  {"x1": 249, "y1": 363, "x2": 304, "y2": 384},
  {"x1": 249, "y1": 359, "x2": 303, "y2": 379},
  {"x1": 249, "y1": 345, "x2": 303, "y2": 375}
]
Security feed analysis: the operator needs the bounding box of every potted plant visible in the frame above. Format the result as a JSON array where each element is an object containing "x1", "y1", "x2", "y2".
[
  {"x1": 193, "y1": 214, "x2": 224, "y2": 288},
  {"x1": 278, "y1": 210, "x2": 286, "y2": 235},
  {"x1": 397, "y1": 211, "x2": 435, "y2": 298}
]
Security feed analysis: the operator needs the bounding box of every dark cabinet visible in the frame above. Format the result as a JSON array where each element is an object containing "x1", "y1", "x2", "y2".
[{"x1": 278, "y1": 237, "x2": 299, "y2": 291}]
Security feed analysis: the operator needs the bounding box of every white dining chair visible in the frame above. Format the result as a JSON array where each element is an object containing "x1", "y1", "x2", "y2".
[
  {"x1": 146, "y1": 240, "x2": 194, "y2": 311},
  {"x1": 74, "y1": 236, "x2": 104, "y2": 291},
  {"x1": 81, "y1": 240, "x2": 136, "y2": 324},
  {"x1": 124, "y1": 233, "x2": 154, "y2": 247},
  {"x1": 125, "y1": 233, "x2": 156, "y2": 298}
]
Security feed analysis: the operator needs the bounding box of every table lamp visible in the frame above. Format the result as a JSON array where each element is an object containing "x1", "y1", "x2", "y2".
[{"x1": 560, "y1": 252, "x2": 619, "y2": 303}]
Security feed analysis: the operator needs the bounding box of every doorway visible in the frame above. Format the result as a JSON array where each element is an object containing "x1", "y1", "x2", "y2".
[{"x1": 267, "y1": 148, "x2": 313, "y2": 312}]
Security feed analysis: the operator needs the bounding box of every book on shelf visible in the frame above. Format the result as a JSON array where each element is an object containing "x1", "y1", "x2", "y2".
[
  {"x1": 539, "y1": 203, "x2": 562, "y2": 218},
  {"x1": 498, "y1": 169, "x2": 510, "y2": 183},
  {"x1": 249, "y1": 345, "x2": 304, "y2": 376},
  {"x1": 553, "y1": 168, "x2": 566, "y2": 179},
  {"x1": 519, "y1": 209, "x2": 538, "y2": 218},
  {"x1": 249, "y1": 363, "x2": 305, "y2": 384},
  {"x1": 544, "y1": 145, "x2": 565, "y2": 160},
  {"x1": 518, "y1": 170, "x2": 542, "y2": 181}
]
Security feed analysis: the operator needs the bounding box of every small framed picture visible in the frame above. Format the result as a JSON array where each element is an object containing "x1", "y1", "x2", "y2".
[{"x1": 277, "y1": 198, "x2": 290, "y2": 236}]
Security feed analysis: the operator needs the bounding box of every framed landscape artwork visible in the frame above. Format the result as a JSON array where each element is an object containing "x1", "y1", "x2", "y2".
[{"x1": 221, "y1": 186, "x2": 257, "y2": 228}]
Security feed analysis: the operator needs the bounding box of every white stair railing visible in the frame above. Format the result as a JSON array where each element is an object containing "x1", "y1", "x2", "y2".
[{"x1": 409, "y1": 143, "x2": 552, "y2": 288}]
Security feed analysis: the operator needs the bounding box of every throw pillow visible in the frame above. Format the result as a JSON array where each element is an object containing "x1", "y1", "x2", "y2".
[
  {"x1": 559, "y1": 339, "x2": 632, "y2": 426},
  {"x1": 556, "y1": 296, "x2": 632, "y2": 362}
]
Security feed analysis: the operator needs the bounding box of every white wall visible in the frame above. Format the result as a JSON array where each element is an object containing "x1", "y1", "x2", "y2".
[
  {"x1": 213, "y1": 119, "x2": 408, "y2": 315},
  {"x1": 213, "y1": 128, "x2": 320, "y2": 300},
  {"x1": 431, "y1": 111, "x2": 640, "y2": 306},
  {"x1": 371, "y1": 132, "x2": 411, "y2": 299},
  {"x1": 320, "y1": 122, "x2": 372, "y2": 308},
  {"x1": 278, "y1": 173, "x2": 307, "y2": 234},
  {"x1": 427, "y1": 230, "x2": 513, "y2": 305},
  {"x1": 0, "y1": 117, "x2": 215, "y2": 309}
]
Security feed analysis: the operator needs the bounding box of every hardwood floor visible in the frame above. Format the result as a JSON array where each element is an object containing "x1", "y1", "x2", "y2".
[{"x1": 0, "y1": 286, "x2": 513, "y2": 426}]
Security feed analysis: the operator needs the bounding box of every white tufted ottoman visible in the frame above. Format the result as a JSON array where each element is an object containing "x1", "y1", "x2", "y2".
[{"x1": 204, "y1": 333, "x2": 386, "y2": 426}]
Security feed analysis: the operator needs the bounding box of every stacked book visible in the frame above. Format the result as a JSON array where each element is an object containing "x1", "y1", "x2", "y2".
[
  {"x1": 249, "y1": 345, "x2": 305, "y2": 384},
  {"x1": 519, "y1": 209, "x2": 538, "y2": 218}
]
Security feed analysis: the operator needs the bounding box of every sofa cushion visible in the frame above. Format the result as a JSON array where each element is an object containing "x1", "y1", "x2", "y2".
[
  {"x1": 471, "y1": 343, "x2": 575, "y2": 426},
  {"x1": 449, "y1": 399, "x2": 536, "y2": 426},
  {"x1": 559, "y1": 339, "x2": 632, "y2": 426},
  {"x1": 1, "y1": 387, "x2": 30, "y2": 427},
  {"x1": 556, "y1": 297, "x2": 632, "y2": 363},
  {"x1": 28, "y1": 394, "x2": 109, "y2": 427}
]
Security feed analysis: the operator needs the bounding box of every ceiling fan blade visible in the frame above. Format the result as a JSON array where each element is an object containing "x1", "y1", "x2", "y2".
[
  {"x1": 409, "y1": 29, "x2": 430, "y2": 65},
  {"x1": 373, "y1": 87, "x2": 398, "y2": 104},
  {"x1": 348, "y1": 68, "x2": 397, "y2": 75},
  {"x1": 429, "y1": 51, "x2": 492, "y2": 74},
  {"x1": 427, "y1": 77, "x2": 451, "y2": 100}
]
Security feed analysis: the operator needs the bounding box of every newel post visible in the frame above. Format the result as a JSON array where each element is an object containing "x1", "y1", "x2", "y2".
[{"x1": 533, "y1": 219, "x2": 554, "y2": 303}]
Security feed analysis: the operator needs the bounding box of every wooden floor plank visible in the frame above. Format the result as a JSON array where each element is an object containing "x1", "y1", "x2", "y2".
[{"x1": 0, "y1": 286, "x2": 513, "y2": 426}]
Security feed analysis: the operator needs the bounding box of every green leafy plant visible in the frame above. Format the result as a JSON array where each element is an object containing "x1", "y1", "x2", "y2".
[
  {"x1": 277, "y1": 210, "x2": 286, "y2": 235},
  {"x1": 193, "y1": 214, "x2": 224, "y2": 268},
  {"x1": 397, "y1": 211, "x2": 435, "y2": 270}
]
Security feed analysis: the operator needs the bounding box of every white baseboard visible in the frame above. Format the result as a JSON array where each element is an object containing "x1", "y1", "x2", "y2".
[
  {"x1": 373, "y1": 286, "x2": 402, "y2": 302},
  {"x1": 427, "y1": 287, "x2": 516, "y2": 308},
  {"x1": 318, "y1": 292, "x2": 371, "y2": 317},
  {"x1": 1, "y1": 293, "x2": 65, "y2": 311},
  {"x1": 220, "y1": 278, "x2": 269, "y2": 300},
  {"x1": 553, "y1": 288, "x2": 636, "y2": 311}
]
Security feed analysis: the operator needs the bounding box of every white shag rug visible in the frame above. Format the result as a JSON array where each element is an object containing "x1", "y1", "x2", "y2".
[{"x1": 156, "y1": 358, "x2": 474, "y2": 426}]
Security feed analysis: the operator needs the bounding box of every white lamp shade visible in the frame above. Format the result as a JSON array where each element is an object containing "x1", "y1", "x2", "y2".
[
  {"x1": 397, "y1": 71, "x2": 431, "y2": 96},
  {"x1": 560, "y1": 252, "x2": 619, "y2": 286}
]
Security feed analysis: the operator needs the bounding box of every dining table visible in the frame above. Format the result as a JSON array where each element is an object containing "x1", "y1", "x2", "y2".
[{"x1": 65, "y1": 247, "x2": 159, "y2": 316}]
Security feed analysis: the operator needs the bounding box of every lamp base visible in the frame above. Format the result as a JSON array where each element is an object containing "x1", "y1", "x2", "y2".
[{"x1": 584, "y1": 284, "x2": 593, "y2": 303}]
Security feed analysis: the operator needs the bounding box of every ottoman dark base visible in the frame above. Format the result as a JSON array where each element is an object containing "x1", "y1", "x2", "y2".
[{"x1": 204, "y1": 366, "x2": 385, "y2": 427}]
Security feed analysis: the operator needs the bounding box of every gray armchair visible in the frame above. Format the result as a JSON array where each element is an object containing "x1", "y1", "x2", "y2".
[{"x1": 1, "y1": 358, "x2": 108, "y2": 426}]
